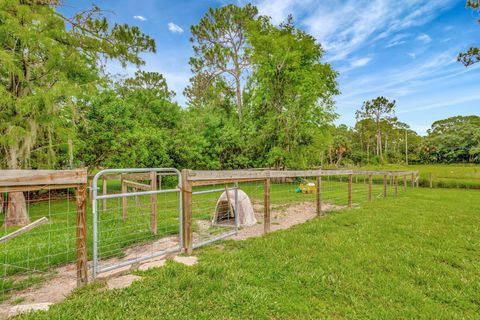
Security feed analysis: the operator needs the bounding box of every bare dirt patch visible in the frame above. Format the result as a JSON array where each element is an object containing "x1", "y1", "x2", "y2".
[{"x1": 232, "y1": 201, "x2": 345, "y2": 240}]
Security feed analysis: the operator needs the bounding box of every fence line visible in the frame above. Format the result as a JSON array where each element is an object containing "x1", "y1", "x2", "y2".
[
  {"x1": 180, "y1": 169, "x2": 419, "y2": 253},
  {"x1": 0, "y1": 168, "x2": 418, "y2": 300}
]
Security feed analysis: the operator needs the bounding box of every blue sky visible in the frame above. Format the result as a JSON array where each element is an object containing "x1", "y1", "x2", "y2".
[{"x1": 62, "y1": 0, "x2": 479, "y2": 135}]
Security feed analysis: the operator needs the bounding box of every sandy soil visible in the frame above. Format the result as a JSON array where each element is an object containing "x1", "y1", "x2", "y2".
[{"x1": 232, "y1": 201, "x2": 345, "y2": 240}]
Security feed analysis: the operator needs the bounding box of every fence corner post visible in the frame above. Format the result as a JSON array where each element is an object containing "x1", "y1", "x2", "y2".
[
  {"x1": 181, "y1": 169, "x2": 193, "y2": 254},
  {"x1": 76, "y1": 183, "x2": 88, "y2": 287},
  {"x1": 264, "y1": 172, "x2": 271, "y2": 234},
  {"x1": 316, "y1": 175, "x2": 322, "y2": 216}
]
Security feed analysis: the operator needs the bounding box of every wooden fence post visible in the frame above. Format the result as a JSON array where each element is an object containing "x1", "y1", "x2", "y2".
[
  {"x1": 102, "y1": 176, "x2": 107, "y2": 212},
  {"x1": 368, "y1": 175, "x2": 372, "y2": 202},
  {"x1": 121, "y1": 174, "x2": 127, "y2": 221},
  {"x1": 264, "y1": 175, "x2": 271, "y2": 234},
  {"x1": 181, "y1": 169, "x2": 193, "y2": 254},
  {"x1": 403, "y1": 175, "x2": 407, "y2": 191},
  {"x1": 411, "y1": 173, "x2": 415, "y2": 188},
  {"x1": 429, "y1": 172, "x2": 433, "y2": 188},
  {"x1": 150, "y1": 171, "x2": 157, "y2": 235},
  {"x1": 383, "y1": 175, "x2": 387, "y2": 198},
  {"x1": 348, "y1": 174, "x2": 353, "y2": 208},
  {"x1": 316, "y1": 176, "x2": 322, "y2": 216},
  {"x1": 76, "y1": 184, "x2": 88, "y2": 287}
]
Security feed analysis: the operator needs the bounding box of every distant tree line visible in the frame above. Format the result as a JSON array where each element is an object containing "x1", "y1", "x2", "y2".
[{"x1": 328, "y1": 99, "x2": 480, "y2": 166}]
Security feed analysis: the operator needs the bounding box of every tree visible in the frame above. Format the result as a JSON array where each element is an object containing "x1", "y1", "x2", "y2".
[
  {"x1": 458, "y1": 0, "x2": 480, "y2": 66},
  {"x1": 423, "y1": 116, "x2": 480, "y2": 163},
  {"x1": 188, "y1": 4, "x2": 258, "y2": 120},
  {"x1": 354, "y1": 119, "x2": 377, "y2": 163},
  {"x1": 356, "y1": 97, "x2": 396, "y2": 162},
  {"x1": 0, "y1": 0, "x2": 155, "y2": 226},
  {"x1": 245, "y1": 16, "x2": 338, "y2": 169},
  {"x1": 78, "y1": 71, "x2": 180, "y2": 170},
  {"x1": 330, "y1": 125, "x2": 352, "y2": 167}
]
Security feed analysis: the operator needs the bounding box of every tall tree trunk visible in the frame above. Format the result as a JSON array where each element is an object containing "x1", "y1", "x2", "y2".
[
  {"x1": 4, "y1": 192, "x2": 30, "y2": 227},
  {"x1": 384, "y1": 134, "x2": 388, "y2": 161},
  {"x1": 4, "y1": 148, "x2": 30, "y2": 227},
  {"x1": 367, "y1": 142, "x2": 370, "y2": 163},
  {"x1": 234, "y1": 75, "x2": 242, "y2": 121}
]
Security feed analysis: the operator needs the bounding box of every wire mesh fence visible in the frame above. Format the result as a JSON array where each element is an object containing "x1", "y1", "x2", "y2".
[
  {"x1": 0, "y1": 185, "x2": 83, "y2": 302},
  {"x1": 182, "y1": 169, "x2": 418, "y2": 251},
  {"x1": 191, "y1": 184, "x2": 240, "y2": 248}
]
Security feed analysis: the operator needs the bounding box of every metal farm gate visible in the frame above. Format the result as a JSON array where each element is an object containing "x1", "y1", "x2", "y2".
[{"x1": 91, "y1": 168, "x2": 182, "y2": 278}]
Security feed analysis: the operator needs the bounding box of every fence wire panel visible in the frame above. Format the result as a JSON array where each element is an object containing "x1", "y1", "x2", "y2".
[
  {"x1": 1, "y1": 187, "x2": 78, "y2": 301},
  {"x1": 92, "y1": 169, "x2": 181, "y2": 277},
  {"x1": 192, "y1": 183, "x2": 241, "y2": 248},
  {"x1": 269, "y1": 176, "x2": 317, "y2": 224}
]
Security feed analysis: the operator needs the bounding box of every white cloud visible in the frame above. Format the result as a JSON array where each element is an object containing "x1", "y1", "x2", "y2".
[
  {"x1": 416, "y1": 33, "x2": 432, "y2": 43},
  {"x1": 385, "y1": 33, "x2": 409, "y2": 48},
  {"x1": 254, "y1": 0, "x2": 454, "y2": 61},
  {"x1": 256, "y1": 0, "x2": 313, "y2": 25},
  {"x1": 407, "y1": 52, "x2": 416, "y2": 59},
  {"x1": 350, "y1": 57, "x2": 371, "y2": 68},
  {"x1": 133, "y1": 15, "x2": 147, "y2": 21},
  {"x1": 168, "y1": 22, "x2": 184, "y2": 34}
]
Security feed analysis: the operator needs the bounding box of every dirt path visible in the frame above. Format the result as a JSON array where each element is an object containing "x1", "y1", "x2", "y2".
[{"x1": 233, "y1": 201, "x2": 345, "y2": 240}]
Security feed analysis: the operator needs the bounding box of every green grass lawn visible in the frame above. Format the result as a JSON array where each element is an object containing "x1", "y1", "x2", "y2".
[
  {"x1": 357, "y1": 163, "x2": 480, "y2": 189},
  {"x1": 17, "y1": 187, "x2": 480, "y2": 319}
]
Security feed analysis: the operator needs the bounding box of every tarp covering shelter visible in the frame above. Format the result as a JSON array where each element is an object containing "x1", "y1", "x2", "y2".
[{"x1": 213, "y1": 189, "x2": 257, "y2": 227}]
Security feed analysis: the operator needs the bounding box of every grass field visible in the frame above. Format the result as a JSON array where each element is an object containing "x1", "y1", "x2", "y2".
[
  {"x1": 356, "y1": 163, "x2": 480, "y2": 189},
  {"x1": 16, "y1": 187, "x2": 480, "y2": 319}
]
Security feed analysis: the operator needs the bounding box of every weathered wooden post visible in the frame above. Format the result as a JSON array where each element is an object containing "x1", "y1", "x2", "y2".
[
  {"x1": 368, "y1": 175, "x2": 373, "y2": 202},
  {"x1": 403, "y1": 175, "x2": 407, "y2": 191},
  {"x1": 121, "y1": 174, "x2": 127, "y2": 221},
  {"x1": 348, "y1": 174, "x2": 353, "y2": 208},
  {"x1": 150, "y1": 171, "x2": 157, "y2": 235},
  {"x1": 181, "y1": 169, "x2": 193, "y2": 254},
  {"x1": 76, "y1": 183, "x2": 88, "y2": 287},
  {"x1": 383, "y1": 175, "x2": 387, "y2": 198},
  {"x1": 411, "y1": 173, "x2": 415, "y2": 188},
  {"x1": 316, "y1": 175, "x2": 322, "y2": 216},
  {"x1": 264, "y1": 174, "x2": 271, "y2": 234},
  {"x1": 429, "y1": 172, "x2": 433, "y2": 188}
]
